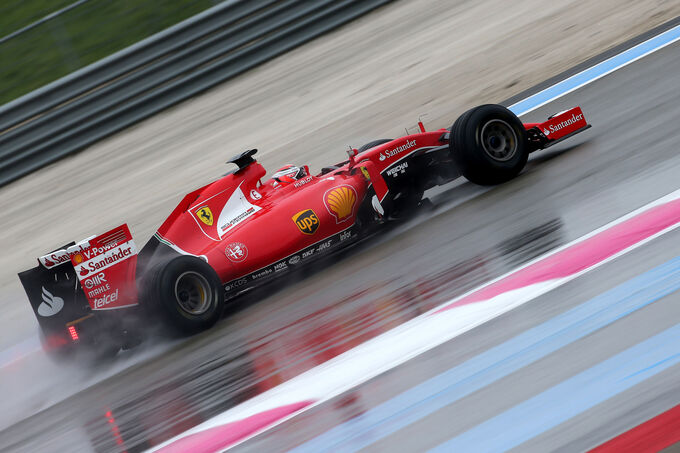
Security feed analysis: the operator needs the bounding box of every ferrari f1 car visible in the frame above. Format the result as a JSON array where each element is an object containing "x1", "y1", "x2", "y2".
[{"x1": 19, "y1": 104, "x2": 590, "y2": 358}]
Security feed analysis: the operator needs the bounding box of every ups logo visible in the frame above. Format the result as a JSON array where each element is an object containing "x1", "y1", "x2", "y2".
[{"x1": 292, "y1": 209, "x2": 319, "y2": 235}]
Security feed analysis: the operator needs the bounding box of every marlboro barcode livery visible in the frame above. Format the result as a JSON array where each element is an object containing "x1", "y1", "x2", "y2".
[{"x1": 18, "y1": 104, "x2": 590, "y2": 359}]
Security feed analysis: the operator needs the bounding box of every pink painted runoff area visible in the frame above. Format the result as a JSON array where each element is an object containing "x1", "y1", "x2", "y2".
[
  {"x1": 436, "y1": 198, "x2": 680, "y2": 312},
  {"x1": 156, "y1": 401, "x2": 313, "y2": 453}
]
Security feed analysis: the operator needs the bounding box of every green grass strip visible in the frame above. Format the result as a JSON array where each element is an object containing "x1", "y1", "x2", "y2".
[{"x1": 0, "y1": 0, "x2": 218, "y2": 106}]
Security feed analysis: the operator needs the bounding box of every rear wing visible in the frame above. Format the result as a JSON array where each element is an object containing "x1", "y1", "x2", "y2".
[
  {"x1": 18, "y1": 224, "x2": 139, "y2": 351},
  {"x1": 67, "y1": 224, "x2": 138, "y2": 310}
]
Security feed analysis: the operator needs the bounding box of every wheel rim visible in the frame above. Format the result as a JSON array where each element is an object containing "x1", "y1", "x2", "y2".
[
  {"x1": 174, "y1": 271, "x2": 213, "y2": 315},
  {"x1": 480, "y1": 119, "x2": 518, "y2": 162}
]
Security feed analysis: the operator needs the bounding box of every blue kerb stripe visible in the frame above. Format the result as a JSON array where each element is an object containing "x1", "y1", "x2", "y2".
[
  {"x1": 430, "y1": 324, "x2": 680, "y2": 452},
  {"x1": 290, "y1": 256, "x2": 680, "y2": 453},
  {"x1": 509, "y1": 24, "x2": 680, "y2": 116}
]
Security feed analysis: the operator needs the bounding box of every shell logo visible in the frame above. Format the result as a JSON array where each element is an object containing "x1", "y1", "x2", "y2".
[
  {"x1": 72, "y1": 253, "x2": 84, "y2": 264},
  {"x1": 324, "y1": 185, "x2": 357, "y2": 223}
]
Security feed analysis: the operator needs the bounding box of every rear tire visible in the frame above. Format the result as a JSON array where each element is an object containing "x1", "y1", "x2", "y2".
[
  {"x1": 144, "y1": 256, "x2": 224, "y2": 334},
  {"x1": 450, "y1": 104, "x2": 528, "y2": 185}
]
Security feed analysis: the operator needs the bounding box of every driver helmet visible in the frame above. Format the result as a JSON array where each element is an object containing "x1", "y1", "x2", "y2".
[{"x1": 272, "y1": 164, "x2": 307, "y2": 184}]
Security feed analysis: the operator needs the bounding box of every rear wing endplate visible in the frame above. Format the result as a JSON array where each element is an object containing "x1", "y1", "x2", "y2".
[{"x1": 37, "y1": 224, "x2": 139, "y2": 311}]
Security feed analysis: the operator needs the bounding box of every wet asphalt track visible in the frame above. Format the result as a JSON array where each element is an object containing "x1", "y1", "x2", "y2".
[
  {"x1": 233, "y1": 37, "x2": 680, "y2": 452},
  {"x1": 2, "y1": 26, "x2": 680, "y2": 453}
]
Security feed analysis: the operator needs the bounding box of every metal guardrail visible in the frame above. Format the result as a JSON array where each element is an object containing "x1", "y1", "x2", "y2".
[{"x1": 0, "y1": 0, "x2": 394, "y2": 187}]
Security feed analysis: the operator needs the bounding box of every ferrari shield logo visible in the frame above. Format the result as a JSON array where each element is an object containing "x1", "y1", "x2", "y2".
[
  {"x1": 360, "y1": 166, "x2": 371, "y2": 181},
  {"x1": 195, "y1": 206, "x2": 214, "y2": 226}
]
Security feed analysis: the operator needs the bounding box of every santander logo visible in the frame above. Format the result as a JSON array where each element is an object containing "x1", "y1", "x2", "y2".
[
  {"x1": 544, "y1": 112, "x2": 584, "y2": 136},
  {"x1": 37, "y1": 287, "x2": 64, "y2": 317},
  {"x1": 378, "y1": 139, "x2": 416, "y2": 162},
  {"x1": 38, "y1": 250, "x2": 71, "y2": 269}
]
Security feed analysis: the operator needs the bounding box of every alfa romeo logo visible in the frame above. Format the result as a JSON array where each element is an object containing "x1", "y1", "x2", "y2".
[{"x1": 225, "y1": 242, "x2": 248, "y2": 262}]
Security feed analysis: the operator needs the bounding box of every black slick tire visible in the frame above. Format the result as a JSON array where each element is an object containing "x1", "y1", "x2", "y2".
[
  {"x1": 144, "y1": 256, "x2": 224, "y2": 334},
  {"x1": 358, "y1": 139, "x2": 392, "y2": 153},
  {"x1": 450, "y1": 104, "x2": 528, "y2": 185}
]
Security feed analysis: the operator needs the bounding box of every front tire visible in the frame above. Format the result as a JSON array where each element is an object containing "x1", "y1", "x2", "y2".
[
  {"x1": 358, "y1": 139, "x2": 392, "y2": 153},
  {"x1": 144, "y1": 256, "x2": 224, "y2": 334},
  {"x1": 450, "y1": 104, "x2": 528, "y2": 185}
]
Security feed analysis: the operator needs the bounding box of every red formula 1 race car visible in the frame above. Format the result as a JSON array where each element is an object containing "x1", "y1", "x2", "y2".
[{"x1": 18, "y1": 104, "x2": 590, "y2": 358}]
